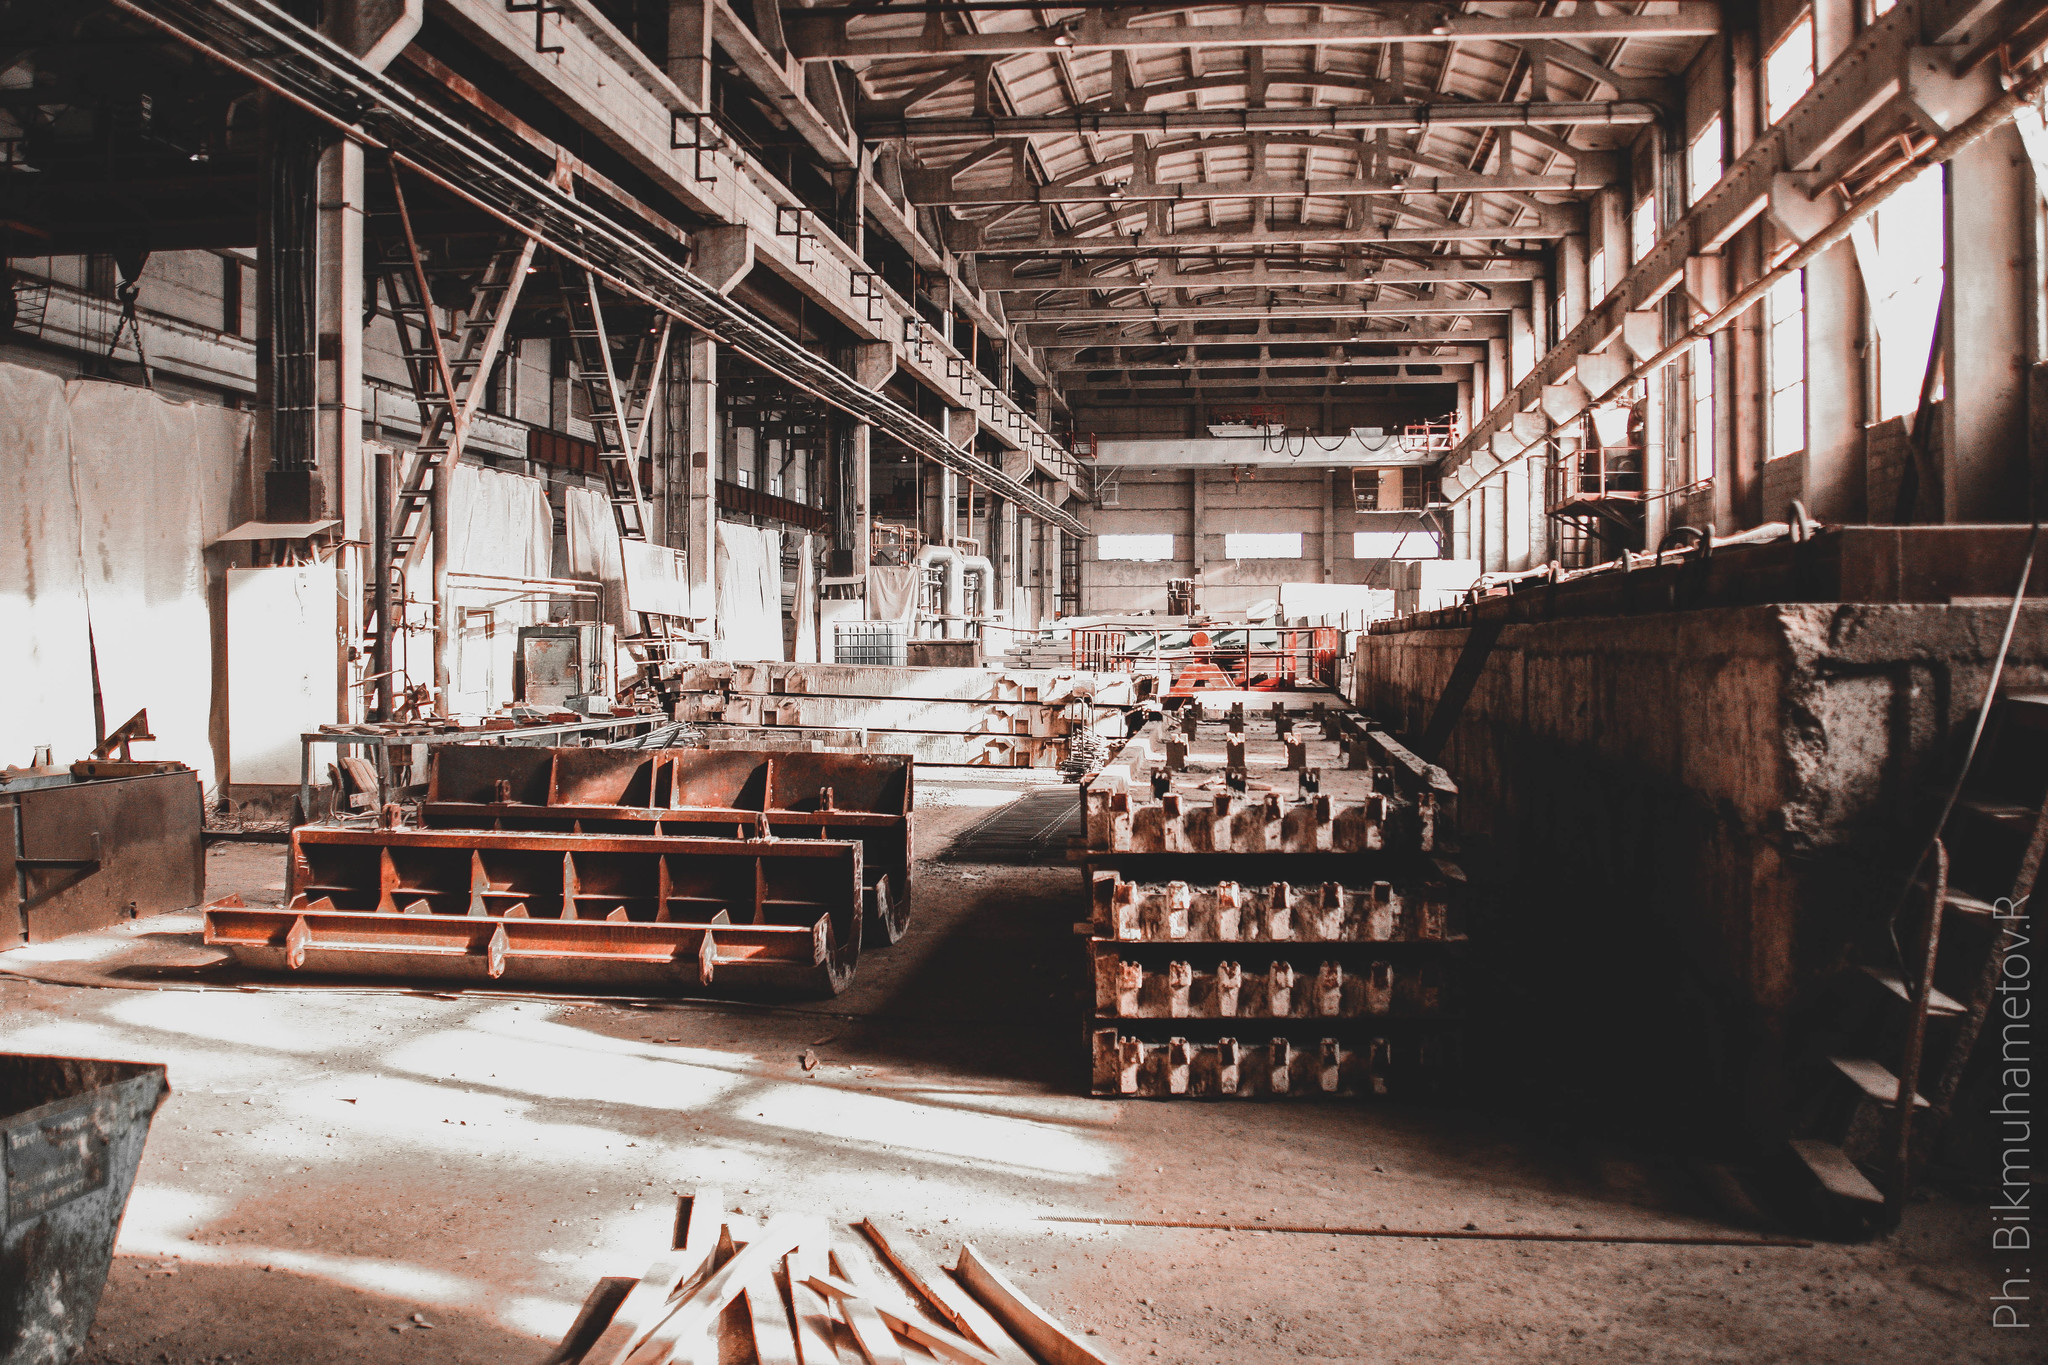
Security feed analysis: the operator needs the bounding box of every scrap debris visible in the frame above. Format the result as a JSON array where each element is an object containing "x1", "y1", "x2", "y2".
[{"x1": 553, "y1": 1192, "x2": 1113, "y2": 1365}]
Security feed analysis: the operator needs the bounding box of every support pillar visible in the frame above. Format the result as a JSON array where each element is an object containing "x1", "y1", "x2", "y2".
[
  {"x1": 1943, "y1": 132, "x2": 2033, "y2": 520},
  {"x1": 1804, "y1": 242, "x2": 1866, "y2": 521},
  {"x1": 686, "y1": 334, "x2": 718, "y2": 627},
  {"x1": 1321, "y1": 469, "x2": 1336, "y2": 582},
  {"x1": 666, "y1": 0, "x2": 714, "y2": 109}
]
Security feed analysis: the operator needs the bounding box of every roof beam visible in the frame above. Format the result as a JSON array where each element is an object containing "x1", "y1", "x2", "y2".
[
  {"x1": 1052, "y1": 344, "x2": 1486, "y2": 365},
  {"x1": 861, "y1": 98, "x2": 1660, "y2": 140},
  {"x1": 1034, "y1": 320, "x2": 1509, "y2": 345},
  {"x1": 791, "y1": 8, "x2": 1723, "y2": 60},
  {"x1": 1011, "y1": 299, "x2": 1520, "y2": 324},
  {"x1": 1064, "y1": 376, "x2": 1462, "y2": 395},
  {"x1": 959, "y1": 216, "x2": 1576, "y2": 251},
  {"x1": 983, "y1": 260, "x2": 1543, "y2": 290},
  {"x1": 907, "y1": 168, "x2": 1612, "y2": 207}
]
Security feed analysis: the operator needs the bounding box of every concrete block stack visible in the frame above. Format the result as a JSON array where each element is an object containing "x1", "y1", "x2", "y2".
[
  {"x1": 1078, "y1": 698, "x2": 1465, "y2": 1097},
  {"x1": 671, "y1": 661, "x2": 1144, "y2": 768}
]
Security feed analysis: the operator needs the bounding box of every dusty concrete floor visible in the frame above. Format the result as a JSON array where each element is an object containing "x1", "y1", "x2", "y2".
[{"x1": 0, "y1": 771, "x2": 2028, "y2": 1365}]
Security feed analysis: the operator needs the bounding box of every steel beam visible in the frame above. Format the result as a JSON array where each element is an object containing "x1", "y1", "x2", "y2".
[
  {"x1": 962, "y1": 217, "x2": 1574, "y2": 252},
  {"x1": 986, "y1": 261, "x2": 1542, "y2": 291},
  {"x1": 913, "y1": 169, "x2": 1611, "y2": 207},
  {"x1": 791, "y1": 8, "x2": 1723, "y2": 60},
  {"x1": 1062, "y1": 376, "x2": 1462, "y2": 395},
  {"x1": 1031, "y1": 320, "x2": 1509, "y2": 345},
  {"x1": 108, "y1": 0, "x2": 1087, "y2": 536},
  {"x1": 1009, "y1": 299, "x2": 1521, "y2": 324},
  {"x1": 862, "y1": 98, "x2": 1661, "y2": 141}
]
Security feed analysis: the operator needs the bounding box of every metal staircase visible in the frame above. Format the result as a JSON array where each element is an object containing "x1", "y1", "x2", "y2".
[
  {"x1": 558, "y1": 259, "x2": 668, "y2": 543},
  {"x1": 1785, "y1": 691, "x2": 2048, "y2": 1232},
  {"x1": 363, "y1": 166, "x2": 536, "y2": 673}
]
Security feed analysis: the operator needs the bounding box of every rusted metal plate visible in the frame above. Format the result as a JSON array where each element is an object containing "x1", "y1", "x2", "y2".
[
  {"x1": 1, "y1": 1055, "x2": 170, "y2": 1364},
  {"x1": 203, "y1": 905, "x2": 855, "y2": 996},
  {"x1": 249, "y1": 825, "x2": 865, "y2": 997},
  {"x1": 3, "y1": 770, "x2": 205, "y2": 946},
  {"x1": 420, "y1": 747, "x2": 916, "y2": 944},
  {"x1": 1086, "y1": 1029, "x2": 1457, "y2": 1099}
]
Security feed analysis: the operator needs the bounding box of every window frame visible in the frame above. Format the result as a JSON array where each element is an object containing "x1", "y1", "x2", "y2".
[
  {"x1": 1095, "y1": 532, "x2": 1177, "y2": 562},
  {"x1": 1222, "y1": 530, "x2": 1305, "y2": 560}
]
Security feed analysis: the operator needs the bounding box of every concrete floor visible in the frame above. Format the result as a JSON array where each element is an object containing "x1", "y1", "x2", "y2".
[{"x1": 0, "y1": 772, "x2": 2028, "y2": 1365}]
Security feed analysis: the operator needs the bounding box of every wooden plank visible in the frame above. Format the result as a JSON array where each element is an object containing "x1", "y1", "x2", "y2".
[
  {"x1": 582, "y1": 1190, "x2": 726, "y2": 1365},
  {"x1": 547, "y1": 1276, "x2": 639, "y2": 1365},
  {"x1": 828, "y1": 1249, "x2": 906, "y2": 1365},
  {"x1": 1828, "y1": 1055, "x2": 1929, "y2": 1109},
  {"x1": 1788, "y1": 1138, "x2": 1885, "y2": 1207},
  {"x1": 825, "y1": 1257, "x2": 998, "y2": 1365},
  {"x1": 953, "y1": 1244, "x2": 1114, "y2": 1365},
  {"x1": 856, "y1": 1219, "x2": 1034, "y2": 1365},
  {"x1": 745, "y1": 1273, "x2": 801, "y2": 1365},
  {"x1": 623, "y1": 1215, "x2": 808, "y2": 1365},
  {"x1": 786, "y1": 1245, "x2": 845, "y2": 1365}
]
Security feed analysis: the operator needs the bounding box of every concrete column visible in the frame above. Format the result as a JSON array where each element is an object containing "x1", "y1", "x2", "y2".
[
  {"x1": 315, "y1": 139, "x2": 365, "y2": 721},
  {"x1": 1190, "y1": 471, "x2": 1205, "y2": 575},
  {"x1": 1504, "y1": 456, "x2": 1531, "y2": 570},
  {"x1": 1456, "y1": 378, "x2": 1475, "y2": 434},
  {"x1": 1530, "y1": 279, "x2": 1551, "y2": 355},
  {"x1": 686, "y1": 334, "x2": 718, "y2": 625},
  {"x1": 1943, "y1": 135, "x2": 2034, "y2": 521},
  {"x1": 665, "y1": 0, "x2": 714, "y2": 109},
  {"x1": 852, "y1": 342, "x2": 891, "y2": 590},
  {"x1": 943, "y1": 408, "x2": 974, "y2": 544},
  {"x1": 1510, "y1": 307, "x2": 1535, "y2": 382},
  {"x1": 1730, "y1": 223, "x2": 1767, "y2": 527},
  {"x1": 1487, "y1": 339, "x2": 1509, "y2": 406},
  {"x1": 1321, "y1": 469, "x2": 1336, "y2": 582},
  {"x1": 1803, "y1": 243, "x2": 1865, "y2": 521},
  {"x1": 1558, "y1": 232, "x2": 1590, "y2": 331},
  {"x1": 1451, "y1": 498, "x2": 1471, "y2": 561}
]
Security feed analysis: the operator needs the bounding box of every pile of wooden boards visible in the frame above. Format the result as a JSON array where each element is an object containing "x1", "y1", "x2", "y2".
[
  {"x1": 552, "y1": 1191, "x2": 1115, "y2": 1365},
  {"x1": 1077, "y1": 698, "x2": 1467, "y2": 1098},
  {"x1": 671, "y1": 662, "x2": 1143, "y2": 768}
]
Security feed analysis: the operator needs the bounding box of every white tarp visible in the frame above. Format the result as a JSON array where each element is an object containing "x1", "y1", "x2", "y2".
[
  {"x1": 433, "y1": 464, "x2": 555, "y2": 714},
  {"x1": 866, "y1": 565, "x2": 922, "y2": 622},
  {"x1": 564, "y1": 484, "x2": 631, "y2": 634},
  {"x1": 0, "y1": 363, "x2": 251, "y2": 792},
  {"x1": 792, "y1": 534, "x2": 818, "y2": 662},
  {"x1": 226, "y1": 563, "x2": 339, "y2": 785},
  {"x1": 621, "y1": 538, "x2": 690, "y2": 619},
  {"x1": 714, "y1": 522, "x2": 784, "y2": 661}
]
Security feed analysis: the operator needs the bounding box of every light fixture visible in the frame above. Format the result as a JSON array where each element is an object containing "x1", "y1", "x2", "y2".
[
  {"x1": 1430, "y1": 22, "x2": 1452, "y2": 35},
  {"x1": 1052, "y1": 31, "x2": 1074, "y2": 46}
]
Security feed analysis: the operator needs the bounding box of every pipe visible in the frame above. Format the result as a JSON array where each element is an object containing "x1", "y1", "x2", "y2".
[{"x1": 916, "y1": 545, "x2": 962, "y2": 638}]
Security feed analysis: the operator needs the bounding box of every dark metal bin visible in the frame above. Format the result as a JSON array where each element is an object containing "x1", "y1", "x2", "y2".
[{"x1": 1, "y1": 1055, "x2": 170, "y2": 1365}]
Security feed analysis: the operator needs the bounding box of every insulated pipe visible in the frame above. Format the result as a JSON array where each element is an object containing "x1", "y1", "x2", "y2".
[{"x1": 915, "y1": 545, "x2": 962, "y2": 638}]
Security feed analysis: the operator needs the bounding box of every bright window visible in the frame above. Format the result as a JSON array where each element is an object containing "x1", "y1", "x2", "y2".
[
  {"x1": 1688, "y1": 116, "x2": 1724, "y2": 206},
  {"x1": 1097, "y1": 533, "x2": 1174, "y2": 561},
  {"x1": 1767, "y1": 273, "x2": 1806, "y2": 460},
  {"x1": 1354, "y1": 530, "x2": 1441, "y2": 559},
  {"x1": 1631, "y1": 197, "x2": 1657, "y2": 261},
  {"x1": 1766, "y1": 16, "x2": 1815, "y2": 125},
  {"x1": 1871, "y1": 0, "x2": 1896, "y2": 13},
  {"x1": 1588, "y1": 247, "x2": 1607, "y2": 301},
  {"x1": 1690, "y1": 339, "x2": 1716, "y2": 481},
  {"x1": 1223, "y1": 531, "x2": 1303, "y2": 559},
  {"x1": 1866, "y1": 171, "x2": 1946, "y2": 420}
]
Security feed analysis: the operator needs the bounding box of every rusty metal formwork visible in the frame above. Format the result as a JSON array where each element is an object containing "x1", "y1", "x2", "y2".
[
  {"x1": 1078, "y1": 699, "x2": 1466, "y2": 1099},
  {"x1": 204, "y1": 826, "x2": 863, "y2": 996},
  {"x1": 418, "y1": 745, "x2": 915, "y2": 943}
]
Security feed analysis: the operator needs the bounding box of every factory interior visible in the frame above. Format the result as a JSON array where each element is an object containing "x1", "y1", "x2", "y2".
[{"x1": 1, "y1": 1, "x2": 2045, "y2": 1361}]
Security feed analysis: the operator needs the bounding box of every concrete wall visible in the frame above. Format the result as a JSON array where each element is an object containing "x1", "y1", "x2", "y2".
[
  {"x1": 1357, "y1": 602, "x2": 2048, "y2": 1142},
  {"x1": 1081, "y1": 467, "x2": 1441, "y2": 616}
]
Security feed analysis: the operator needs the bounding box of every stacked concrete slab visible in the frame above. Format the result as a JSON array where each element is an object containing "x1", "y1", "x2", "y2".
[
  {"x1": 672, "y1": 661, "x2": 1143, "y2": 767},
  {"x1": 1079, "y1": 699, "x2": 1464, "y2": 1098}
]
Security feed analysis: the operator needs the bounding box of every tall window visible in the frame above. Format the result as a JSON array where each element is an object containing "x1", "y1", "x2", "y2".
[
  {"x1": 1688, "y1": 116, "x2": 1724, "y2": 206},
  {"x1": 1767, "y1": 273, "x2": 1806, "y2": 460},
  {"x1": 1864, "y1": 171, "x2": 1946, "y2": 420},
  {"x1": 1097, "y1": 533, "x2": 1174, "y2": 561},
  {"x1": 1689, "y1": 339, "x2": 1716, "y2": 481},
  {"x1": 1588, "y1": 247, "x2": 1607, "y2": 301},
  {"x1": 1766, "y1": 15, "x2": 1815, "y2": 125},
  {"x1": 1631, "y1": 197, "x2": 1657, "y2": 261},
  {"x1": 1223, "y1": 531, "x2": 1303, "y2": 559}
]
